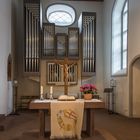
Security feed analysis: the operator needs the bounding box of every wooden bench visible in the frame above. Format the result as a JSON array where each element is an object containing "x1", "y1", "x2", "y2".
[{"x1": 20, "y1": 95, "x2": 39, "y2": 109}]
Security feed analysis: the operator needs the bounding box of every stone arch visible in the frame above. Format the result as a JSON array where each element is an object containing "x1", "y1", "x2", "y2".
[{"x1": 129, "y1": 54, "x2": 140, "y2": 117}]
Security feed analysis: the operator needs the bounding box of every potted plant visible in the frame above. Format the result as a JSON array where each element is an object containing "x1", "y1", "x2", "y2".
[{"x1": 80, "y1": 84, "x2": 97, "y2": 100}]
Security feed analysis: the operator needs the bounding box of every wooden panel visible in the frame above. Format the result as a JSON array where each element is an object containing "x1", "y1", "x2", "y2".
[
  {"x1": 84, "y1": 101, "x2": 105, "y2": 108},
  {"x1": 86, "y1": 109, "x2": 94, "y2": 136},
  {"x1": 39, "y1": 110, "x2": 45, "y2": 137},
  {"x1": 29, "y1": 102, "x2": 50, "y2": 109}
]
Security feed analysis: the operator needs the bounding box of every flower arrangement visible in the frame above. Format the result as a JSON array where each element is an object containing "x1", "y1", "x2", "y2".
[{"x1": 80, "y1": 84, "x2": 97, "y2": 94}]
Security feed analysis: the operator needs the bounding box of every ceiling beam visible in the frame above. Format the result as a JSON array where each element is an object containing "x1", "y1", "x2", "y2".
[{"x1": 62, "y1": 0, "x2": 104, "y2": 1}]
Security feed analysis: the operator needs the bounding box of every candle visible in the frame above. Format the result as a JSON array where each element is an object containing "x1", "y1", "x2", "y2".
[
  {"x1": 40, "y1": 86, "x2": 43, "y2": 95},
  {"x1": 40, "y1": 86, "x2": 44, "y2": 100},
  {"x1": 50, "y1": 86, "x2": 53, "y2": 94},
  {"x1": 50, "y1": 86, "x2": 53, "y2": 100}
]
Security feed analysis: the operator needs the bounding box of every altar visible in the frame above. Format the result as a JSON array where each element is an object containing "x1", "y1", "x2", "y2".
[{"x1": 29, "y1": 99, "x2": 105, "y2": 138}]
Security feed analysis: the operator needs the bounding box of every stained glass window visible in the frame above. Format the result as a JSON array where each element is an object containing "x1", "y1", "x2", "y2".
[{"x1": 46, "y1": 4, "x2": 75, "y2": 26}]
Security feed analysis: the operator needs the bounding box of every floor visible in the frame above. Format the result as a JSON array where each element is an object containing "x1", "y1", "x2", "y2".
[{"x1": 0, "y1": 109, "x2": 140, "y2": 140}]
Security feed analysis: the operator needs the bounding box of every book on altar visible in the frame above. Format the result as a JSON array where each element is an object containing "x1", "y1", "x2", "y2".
[{"x1": 58, "y1": 95, "x2": 76, "y2": 101}]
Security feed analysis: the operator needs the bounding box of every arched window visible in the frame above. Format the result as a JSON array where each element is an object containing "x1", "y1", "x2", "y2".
[
  {"x1": 46, "y1": 4, "x2": 75, "y2": 26},
  {"x1": 112, "y1": 0, "x2": 128, "y2": 75}
]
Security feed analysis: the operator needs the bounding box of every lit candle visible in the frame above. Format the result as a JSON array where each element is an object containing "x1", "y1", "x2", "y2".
[{"x1": 50, "y1": 86, "x2": 53, "y2": 94}]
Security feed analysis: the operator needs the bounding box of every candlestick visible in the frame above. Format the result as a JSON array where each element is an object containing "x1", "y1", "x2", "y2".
[
  {"x1": 50, "y1": 86, "x2": 53, "y2": 94},
  {"x1": 40, "y1": 94, "x2": 44, "y2": 100}
]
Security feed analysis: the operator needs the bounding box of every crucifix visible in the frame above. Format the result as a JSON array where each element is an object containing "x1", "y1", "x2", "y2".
[{"x1": 55, "y1": 58, "x2": 76, "y2": 95}]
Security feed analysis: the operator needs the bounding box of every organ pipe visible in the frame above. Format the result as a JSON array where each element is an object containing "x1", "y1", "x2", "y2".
[{"x1": 24, "y1": 2, "x2": 40, "y2": 73}]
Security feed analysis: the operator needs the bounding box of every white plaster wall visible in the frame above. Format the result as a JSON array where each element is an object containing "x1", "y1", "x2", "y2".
[
  {"x1": 103, "y1": 0, "x2": 129, "y2": 115},
  {"x1": 103, "y1": 0, "x2": 115, "y2": 110},
  {"x1": 113, "y1": 77, "x2": 129, "y2": 115},
  {"x1": 128, "y1": 0, "x2": 140, "y2": 62},
  {"x1": 103, "y1": 0, "x2": 140, "y2": 116},
  {"x1": 0, "y1": 0, "x2": 12, "y2": 115},
  {"x1": 41, "y1": 0, "x2": 104, "y2": 97},
  {"x1": 132, "y1": 59, "x2": 140, "y2": 117},
  {"x1": 103, "y1": 0, "x2": 114, "y2": 87},
  {"x1": 7, "y1": 81, "x2": 13, "y2": 114},
  {"x1": 123, "y1": 0, "x2": 140, "y2": 117}
]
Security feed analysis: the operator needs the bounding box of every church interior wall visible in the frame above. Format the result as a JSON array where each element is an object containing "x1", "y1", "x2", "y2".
[
  {"x1": 103, "y1": 0, "x2": 140, "y2": 117},
  {"x1": 2, "y1": 0, "x2": 140, "y2": 117},
  {"x1": 0, "y1": 0, "x2": 12, "y2": 114}
]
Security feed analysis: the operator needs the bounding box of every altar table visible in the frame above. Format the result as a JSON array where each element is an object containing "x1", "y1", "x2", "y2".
[{"x1": 29, "y1": 99, "x2": 105, "y2": 138}]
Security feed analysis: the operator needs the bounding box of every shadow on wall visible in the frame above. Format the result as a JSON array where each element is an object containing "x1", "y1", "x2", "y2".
[{"x1": 7, "y1": 54, "x2": 12, "y2": 81}]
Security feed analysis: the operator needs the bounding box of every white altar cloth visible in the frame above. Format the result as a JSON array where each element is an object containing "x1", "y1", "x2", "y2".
[
  {"x1": 50, "y1": 100, "x2": 84, "y2": 139},
  {"x1": 33, "y1": 99, "x2": 102, "y2": 103}
]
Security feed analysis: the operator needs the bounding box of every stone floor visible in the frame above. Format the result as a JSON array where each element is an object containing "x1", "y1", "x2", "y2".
[{"x1": 0, "y1": 109, "x2": 140, "y2": 140}]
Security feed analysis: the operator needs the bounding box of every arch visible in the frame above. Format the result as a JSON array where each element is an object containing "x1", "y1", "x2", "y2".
[{"x1": 129, "y1": 54, "x2": 140, "y2": 117}]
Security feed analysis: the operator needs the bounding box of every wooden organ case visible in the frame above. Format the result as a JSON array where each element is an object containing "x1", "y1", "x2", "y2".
[
  {"x1": 22, "y1": 1, "x2": 97, "y2": 106},
  {"x1": 23, "y1": 3, "x2": 96, "y2": 87},
  {"x1": 42, "y1": 23, "x2": 79, "y2": 85}
]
